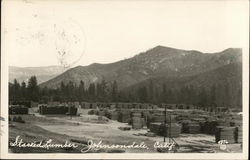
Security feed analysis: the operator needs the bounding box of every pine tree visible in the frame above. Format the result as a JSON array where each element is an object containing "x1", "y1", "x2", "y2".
[
  {"x1": 20, "y1": 81, "x2": 27, "y2": 100},
  {"x1": 111, "y1": 80, "x2": 118, "y2": 102},
  {"x1": 78, "y1": 80, "x2": 85, "y2": 101},
  {"x1": 101, "y1": 79, "x2": 107, "y2": 101},
  {"x1": 167, "y1": 89, "x2": 173, "y2": 104},
  {"x1": 161, "y1": 83, "x2": 167, "y2": 103},
  {"x1": 27, "y1": 76, "x2": 39, "y2": 101},
  {"x1": 12, "y1": 79, "x2": 21, "y2": 101},
  {"x1": 88, "y1": 83, "x2": 96, "y2": 102},
  {"x1": 224, "y1": 83, "x2": 230, "y2": 108},
  {"x1": 60, "y1": 81, "x2": 66, "y2": 100},
  {"x1": 209, "y1": 84, "x2": 216, "y2": 107},
  {"x1": 66, "y1": 81, "x2": 75, "y2": 101},
  {"x1": 197, "y1": 88, "x2": 207, "y2": 107},
  {"x1": 148, "y1": 80, "x2": 154, "y2": 103},
  {"x1": 138, "y1": 86, "x2": 148, "y2": 103}
]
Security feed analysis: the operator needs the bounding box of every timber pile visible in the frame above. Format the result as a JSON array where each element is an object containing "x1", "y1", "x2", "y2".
[
  {"x1": 236, "y1": 126, "x2": 242, "y2": 143},
  {"x1": 98, "y1": 110, "x2": 106, "y2": 116},
  {"x1": 88, "y1": 109, "x2": 98, "y2": 115},
  {"x1": 67, "y1": 106, "x2": 78, "y2": 115},
  {"x1": 149, "y1": 123, "x2": 162, "y2": 135},
  {"x1": 231, "y1": 115, "x2": 242, "y2": 143},
  {"x1": 118, "y1": 111, "x2": 131, "y2": 123},
  {"x1": 110, "y1": 111, "x2": 119, "y2": 120},
  {"x1": 162, "y1": 123, "x2": 181, "y2": 137},
  {"x1": 191, "y1": 118, "x2": 206, "y2": 123},
  {"x1": 131, "y1": 112, "x2": 142, "y2": 117},
  {"x1": 9, "y1": 105, "x2": 29, "y2": 115},
  {"x1": 131, "y1": 111, "x2": 144, "y2": 129},
  {"x1": 215, "y1": 126, "x2": 236, "y2": 144},
  {"x1": 181, "y1": 120, "x2": 192, "y2": 133},
  {"x1": 200, "y1": 120, "x2": 218, "y2": 135},
  {"x1": 188, "y1": 122, "x2": 200, "y2": 134},
  {"x1": 131, "y1": 117, "x2": 144, "y2": 129},
  {"x1": 149, "y1": 122, "x2": 181, "y2": 137},
  {"x1": 39, "y1": 105, "x2": 68, "y2": 114},
  {"x1": 11, "y1": 101, "x2": 31, "y2": 108},
  {"x1": 118, "y1": 127, "x2": 131, "y2": 131},
  {"x1": 39, "y1": 105, "x2": 77, "y2": 115},
  {"x1": 146, "y1": 113, "x2": 177, "y2": 129},
  {"x1": 216, "y1": 119, "x2": 231, "y2": 127},
  {"x1": 181, "y1": 120, "x2": 200, "y2": 134}
]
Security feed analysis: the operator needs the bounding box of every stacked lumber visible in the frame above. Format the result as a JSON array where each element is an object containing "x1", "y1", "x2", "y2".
[
  {"x1": 67, "y1": 106, "x2": 78, "y2": 115},
  {"x1": 131, "y1": 112, "x2": 142, "y2": 117},
  {"x1": 39, "y1": 105, "x2": 77, "y2": 115},
  {"x1": 181, "y1": 120, "x2": 200, "y2": 134},
  {"x1": 131, "y1": 111, "x2": 144, "y2": 129},
  {"x1": 118, "y1": 111, "x2": 130, "y2": 123},
  {"x1": 162, "y1": 123, "x2": 181, "y2": 137},
  {"x1": 110, "y1": 111, "x2": 118, "y2": 120},
  {"x1": 88, "y1": 109, "x2": 99, "y2": 115},
  {"x1": 215, "y1": 126, "x2": 236, "y2": 144},
  {"x1": 151, "y1": 113, "x2": 177, "y2": 123},
  {"x1": 149, "y1": 123, "x2": 181, "y2": 137},
  {"x1": 191, "y1": 118, "x2": 206, "y2": 123},
  {"x1": 9, "y1": 105, "x2": 29, "y2": 115},
  {"x1": 236, "y1": 126, "x2": 242, "y2": 143},
  {"x1": 39, "y1": 105, "x2": 68, "y2": 114},
  {"x1": 149, "y1": 123, "x2": 162, "y2": 135},
  {"x1": 141, "y1": 111, "x2": 150, "y2": 117},
  {"x1": 181, "y1": 120, "x2": 191, "y2": 133},
  {"x1": 131, "y1": 117, "x2": 144, "y2": 129},
  {"x1": 201, "y1": 120, "x2": 218, "y2": 135},
  {"x1": 98, "y1": 110, "x2": 106, "y2": 116},
  {"x1": 11, "y1": 101, "x2": 31, "y2": 108},
  {"x1": 152, "y1": 114, "x2": 165, "y2": 122},
  {"x1": 217, "y1": 120, "x2": 231, "y2": 127},
  {"x1": 188, "y1": 122, "x2": 200, "y2": 134}
]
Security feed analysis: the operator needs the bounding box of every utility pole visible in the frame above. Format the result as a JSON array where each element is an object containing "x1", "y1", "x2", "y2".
[
  {"x1": 169, "y1": 111, "x2": 171, "y2": 143},
  {"x1": 164, "y1": 105, "x2": 166, "y2": 142}
]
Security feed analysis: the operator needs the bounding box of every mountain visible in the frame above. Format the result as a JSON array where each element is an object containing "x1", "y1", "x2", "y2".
[
  {"x1": 129, "y1": 60, "x2": 242, "y2": 90},
  {"x1": 9, "y1": 66, "x2": 65, "y2": 84},
  {"x1": 40, "y1": 46, "x2": 242, "y2": 90}
]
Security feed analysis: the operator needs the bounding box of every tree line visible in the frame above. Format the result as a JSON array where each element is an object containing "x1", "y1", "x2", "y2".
[{"x1": 9, "y1": 76, "x2": 242, "y2": 108}]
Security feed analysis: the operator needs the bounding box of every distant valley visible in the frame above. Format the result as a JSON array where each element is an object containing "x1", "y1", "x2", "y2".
[{"x1": 9, "y1": 66, "x2": 65, "y2": 84}]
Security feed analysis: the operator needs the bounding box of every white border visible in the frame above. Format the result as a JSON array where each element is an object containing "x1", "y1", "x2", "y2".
[{"x1": 1, "y1": 0, "x2": 249, "y2": 159}]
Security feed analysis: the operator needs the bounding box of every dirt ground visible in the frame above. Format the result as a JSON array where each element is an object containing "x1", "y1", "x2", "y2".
[{"x1": 9, "y1": 110, "x2": 242, "y2": 153}]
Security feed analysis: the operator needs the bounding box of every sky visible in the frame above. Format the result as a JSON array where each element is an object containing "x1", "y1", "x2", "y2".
[{"x1": 2, "y1": 0, "x2": 249, "y2": 68}]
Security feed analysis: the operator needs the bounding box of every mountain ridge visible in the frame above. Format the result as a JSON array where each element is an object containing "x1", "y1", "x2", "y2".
[{"x1": 39, "y1": 46, "x2": 242, "y2": 90}]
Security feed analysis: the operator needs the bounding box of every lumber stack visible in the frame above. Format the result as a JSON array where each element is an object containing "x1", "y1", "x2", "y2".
[
  {"x1": 131, "y1": 111, "x2": 144, "y2": 129},
  {"x1": 217, "y1": 120, "x2": 231, "y2": 127},
  {"x1": 215, "y1": 126, "x2": 236, "y2": 144},
  {"x1": 98, "y1": 110, "x2": 106, "y2": 116},
  {"x1": 110, "y1": 111, "x2": 118, "y2": 120},
  {"x1": 68, "y1": 106, "x2": 78, "y2": 115},
  {"x1": 149, "y1": 123, "x2": 162, "y2": 135},
  {"x1": 118, "y1": 111, "x2": 130, "y2": 123},
  {"x1": 236, "y1": 126, "x2": 243, "y2": 143},
  {"x1": 188, "y1": 123, "x2": 200, "y2": 134},
  {"x1": 201, "y1": 120, "x2": 218, "y2": 135},
  {"x1": 162, "y1": 123, "x2": 181, "y2": 137},
  {"x1": 181, "y1": 120, "x2": 192, "y2": 133},
  {"x1": 131, "y1": 117, "x2": 144, "y2": 129},
  {"x1": 149, "y1": 122, "x2": 181, "y2": 137},
  {"x1": 9, "y1": 105, "x2": 29, "y2": 115}
]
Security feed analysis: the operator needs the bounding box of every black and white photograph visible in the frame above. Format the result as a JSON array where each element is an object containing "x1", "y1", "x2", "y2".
[{"x1": 1, "y1": 0, "x2": 249, "y2": 159}]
